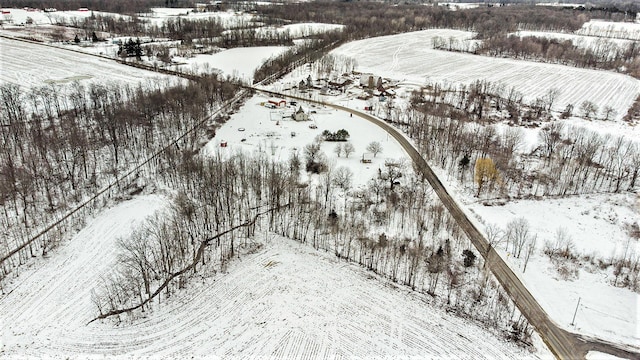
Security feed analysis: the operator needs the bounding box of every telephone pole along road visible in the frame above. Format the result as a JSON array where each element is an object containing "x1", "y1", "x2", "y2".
[{"x1": 254, "y1": 88, "x2": 640, "y2": 360}]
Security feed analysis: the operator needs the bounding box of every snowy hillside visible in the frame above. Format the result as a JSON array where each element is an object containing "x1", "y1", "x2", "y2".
[
  {"x1": 0, "y1": 195, "x2": 547, "y2": 359},
  {"x1": 0, "y1": 37, "x2": 175, "y2": 88}
]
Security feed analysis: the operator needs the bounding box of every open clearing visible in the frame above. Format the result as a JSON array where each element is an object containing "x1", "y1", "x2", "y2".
[
  {"x1": 174, "y1": 46, "x2": 290, "y2": 81},
  {"x1": 0, "y1": 194, "x2": 546, "y2": 359},
  {"x1": 0, "y1": 37, "x2": 175, "y2": 88},
  {"x1": 465, "y1": 192, "x2": 640, "y2": 346},
  {"x1": 202, "y1": 94, "x2": 409, "y2": 188},
  {"x1": 331, "y1": 30, "x2": 640, "y2": 121}
]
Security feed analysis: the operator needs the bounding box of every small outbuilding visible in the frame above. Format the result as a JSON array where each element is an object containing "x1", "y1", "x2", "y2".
[
  {"x1": 360, "y1": 74, "x2": 382, "y2": 89},
  {"x1": 361, "y1": 153, "x2": 373, "y2": 163}
]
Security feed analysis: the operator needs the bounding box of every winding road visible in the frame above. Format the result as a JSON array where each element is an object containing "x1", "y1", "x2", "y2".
[{"x1": 255, "y1": 88, "x2": 640, "y2": 360}]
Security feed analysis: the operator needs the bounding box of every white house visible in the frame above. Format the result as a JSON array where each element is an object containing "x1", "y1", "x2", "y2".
[{"x1": 292, "y1": 106, "x2": 309, "y2": 121}]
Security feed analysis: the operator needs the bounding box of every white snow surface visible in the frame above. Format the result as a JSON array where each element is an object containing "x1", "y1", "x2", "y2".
[
  {"x1": 464, "y1": 192, "x2": 640, "y2": 346},
  {"x1": 0, "y1": 37, "x2": 175, "y2": 88},
  {"x1": 331, "y1": 30, "x2": 640, "y2": 121},
  {"x1": 0, "y1": 8, "x2": 127, "y2": 26},
  {"x1": 469, "y1": 193, "x2": 639, "y2": 258},
  {"x1": 174, "y1": 46, "x2": 290, "y2": 81},
  {"x1": 428, "y1": 166, "x2": 640, "y2": 346},
  {"x1": 586, "y1": 351, "x2": 626, "y2": 360},
  {"x1": 202, "y1": 94, "x2": 408, "y2": 188},
  {"x1": 0, "y1": 194, "x2": 170, "y2": 357},
  {"x1": 244, "y1": 23, "x2": 344, "y2": 39},
  {"x1": 577, "y1": 20, "x2": 640, "y2": 41},
  {"x1": 513, "y1": 30, "x2": 635, "y2": 52},
  {"x1": 0, "y1": 195, "x2": 545, "y2": 359},
  {"x1": 143, "y1": 8, "x2": 256, "y2": 28}
]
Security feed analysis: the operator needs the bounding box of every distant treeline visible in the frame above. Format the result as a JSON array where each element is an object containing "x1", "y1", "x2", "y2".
[
  {"x1": 0, "y1": 0, "x2": 220, "y2": 14},
  {"x1": 255, "y1": 2, "x2": 634, "y2": 40},
  {"x1": 474, "y1": 35, "x2": 640, "y2": 78}
]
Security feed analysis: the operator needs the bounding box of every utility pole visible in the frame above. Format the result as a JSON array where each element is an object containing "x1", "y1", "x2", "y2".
[{"x1": 570, "y1": 297, "x2": 581, "y2": 326}]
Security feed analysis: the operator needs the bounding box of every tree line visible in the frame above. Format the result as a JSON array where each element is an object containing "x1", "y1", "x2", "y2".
[
  {"x1": 446, "y1": 34, "x2": 640, "y2": 78},
  {"x1": 255, "y1": 2, "x2": 626, "y2": 40},
  {"x1": 53, "y1": 13, "x2": 298, "y2": 49},
  {"x1": 0, "y1": 0, "x2": 171, "y2": 14}
]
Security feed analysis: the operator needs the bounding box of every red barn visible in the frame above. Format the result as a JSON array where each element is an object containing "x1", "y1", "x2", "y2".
[{"x1": 268, "y1": 98, "x2": 286, "y2": 107}]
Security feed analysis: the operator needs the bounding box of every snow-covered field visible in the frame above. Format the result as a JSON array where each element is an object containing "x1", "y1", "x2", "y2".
[
  {"x1": 0, "y1": 8, "x2": 127, "y2": 26},
  {"x1": 438, "y1": 2, "x2": 483, "y2": 10},
  {"x1": 331, "y1": 30, "x2": 640, "y2": 122},
  {"x1": 174, "y1": 46, "x2": 290, "y2": 81},
  {"x1": 514, "y1": 30, "x2": 635, "y2": 53},
  {"x1": 577, "y1": 20, "x2": 640, "y2": 41},
  {"x1": 0, "y1": 37, "x2": 174, "y2": 88},
  {"x1": 0, "y1": 194, "x2": 545, "y2": 359},
  {"x1": 202, "y1": 94, "x2": 407, "y2": 187},
  {"x1": 142, "y1": 8, "x2": 256, "y2": 28},
  {"x1": 252, "y1": 23, "x2": 344, "y2": 38}
]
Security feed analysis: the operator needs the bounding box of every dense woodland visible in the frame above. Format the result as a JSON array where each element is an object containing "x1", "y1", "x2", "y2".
[
  {"x1": 0, "y1": 76, "x2": 241, "y2": 278},
  {"x1": 255, "y1": 2, "x2": 629, "y2": 40}
]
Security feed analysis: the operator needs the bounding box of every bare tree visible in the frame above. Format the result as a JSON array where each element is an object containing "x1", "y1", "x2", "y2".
[
  {"x1": 366, "y1": 141, "x2": 383, "y2": 157},
  {"x1": 602, "y1": 106, "x2": 617, "y2": 121},
  {"x1": 545, "y1": 88, "x2": 560, "y2": 112},
  {"x1": 580, "y1": 100, "x2": 598, "y2": 120},
  {"x1": 381, "y1": 159, "x2": 406, "y2": 190},
  {"x1": 343, "y1": 142, "x2": 355, "y2": 158},
  {"x1": 332, "y1": 166, "x2": 353, "y2": 192},
  {"x1": 522, "y1": 235, "x2": 537, "y2": 273},
  {"x1": 538, "y1": 122, "x2": 564, "y2": 163},
  {"x1": 505, "y1": 218, "x2": 534, "y2": 258},
  {"x1": 334, "y1": 143, "x2": 343, "y2": 157}
]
